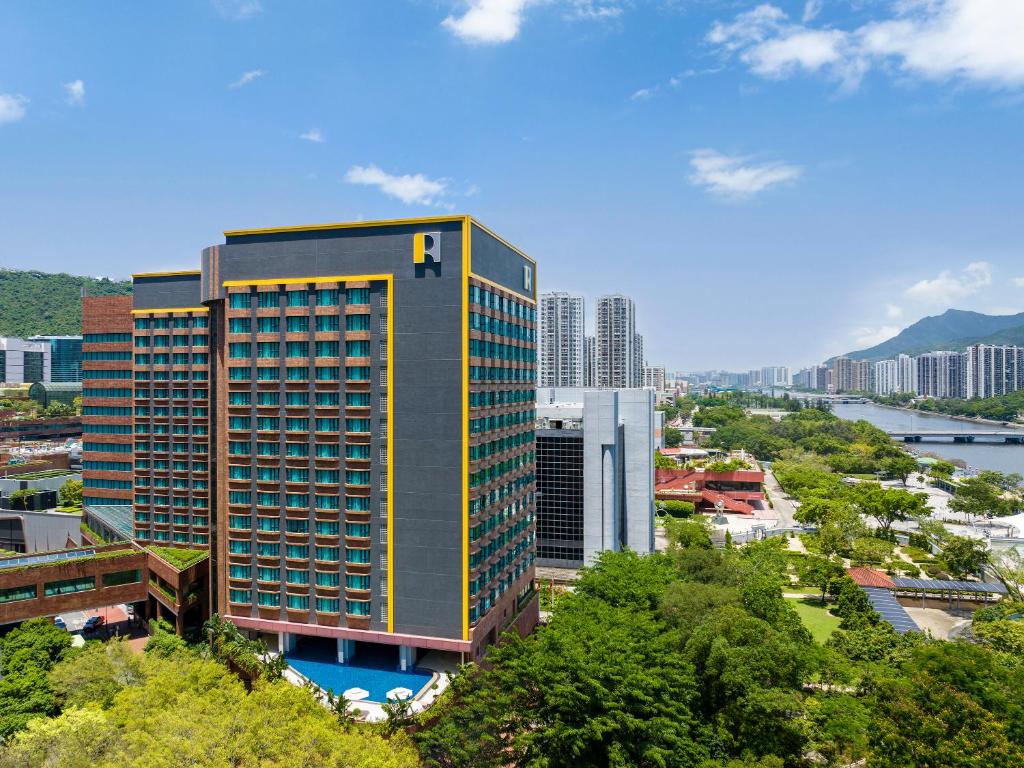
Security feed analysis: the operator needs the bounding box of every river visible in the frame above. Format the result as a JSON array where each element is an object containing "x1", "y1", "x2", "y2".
[{"x1": 829, "y1": 402, "x2": 1024, "y2": 476}]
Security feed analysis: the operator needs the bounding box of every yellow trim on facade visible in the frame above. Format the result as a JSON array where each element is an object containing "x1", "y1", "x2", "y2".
[
  {"x1": 224, "y1": 215, "x2": 467, "y2": 238},
  {"x1": 467, "y1": 218, "x2": 537, "y2": 268},
  {"x1": 222, "y1": 274, "x2": 393, "y2": 288},
  {"x1": 386, "y1": 276, "x2": 395, "y2": 634},
  {"x1": 131, "y1": 270, "x2": 201, "y2": 278},
  {"x1": 130, "y1": 307, "x2": 209, "y2": 314},
  {"x1": 468, "y1": 272, "x2": 538, "y2": 305},
  {"x1": 461, "y1": 218, "x2": 471, "y2": 642}
]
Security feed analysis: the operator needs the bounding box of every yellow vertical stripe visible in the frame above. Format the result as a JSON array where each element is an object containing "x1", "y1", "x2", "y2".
[
  {"x1": 386, "y1": 276, "x2": 395, "y2": 633},
  {"x1": 461, "y1": 216, "x2": 471, "y2": 642}
]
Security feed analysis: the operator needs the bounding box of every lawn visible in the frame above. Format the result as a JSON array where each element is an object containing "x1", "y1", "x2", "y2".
[{"x1": 786, "y1": 597, "x2": 842, "y2": 644}]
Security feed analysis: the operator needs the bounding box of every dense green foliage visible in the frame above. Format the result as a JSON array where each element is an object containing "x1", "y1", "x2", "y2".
[
  {"x1": 0, "y1": 619, "x2": 73, "y2": 740},
  {"x1": 416, "y1": 537, "x2": 1024, "y2": 767},
  {"x1": 875, "y1": 390, "x2": 1024, "y2": 423},
  {"x1": 0, "y1": 269, "x2": 130, "y2": 337},
  {"x1": 147, "y1": 546, "x2": 208, "y2": 570}
]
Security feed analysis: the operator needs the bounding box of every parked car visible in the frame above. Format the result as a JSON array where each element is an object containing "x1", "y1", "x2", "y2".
[
  {"x1": 53, "y1": 616, "x2": 66, "y2": 630},
  {"x1": 83, "y1": 615, "x2": 105, "y2": 633}
]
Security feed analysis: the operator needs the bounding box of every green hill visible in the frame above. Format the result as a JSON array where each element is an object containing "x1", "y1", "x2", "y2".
[
  {"x1": 0, "y1": 269, "x2": 131, "y2": 337},
  {"x1": 842, "y1": 309, "x2": 1024, "y2": 362}
]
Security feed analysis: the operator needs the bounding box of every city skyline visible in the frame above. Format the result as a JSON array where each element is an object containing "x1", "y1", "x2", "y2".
[{"x1": 1, "y1": 2, "x2": 1022, "y2": 370}]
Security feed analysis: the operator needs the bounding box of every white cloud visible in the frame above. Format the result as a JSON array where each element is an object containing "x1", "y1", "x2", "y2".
[
  {"x1": 212, "y1": 0, "x2": 263, "y2": 20},
  {"x1": 299, "y1": 128, "x2": 325, "y2": 143},
  {"x1": 852, "y1": 324, "x2": 901, "y2": 348},
  {"x1": 630, "y1": 86, "x2": 656, "y2": 100},
  {"x1": 229, "y1": 69, "x2": 265, "y2": 89},
  {"x1": 442, "y1": 0, "x2": 536, "y2": 44},
  {"x1": 63, "y1": 80, "x2": 85, "y2": 107},
  {"x1": 904, "y1": 261, "x2": 992, "y2": 306},
  {"x1": 707, "y1": 1, "x2": 1024, "y2": 91},
  {"x1": 0, "y1": 94, "x2": 28, "y2": 125},
  {"x1": 566, "y1": 0, "x2": 624, "y2": 21},
  {"x1": 688, "y1": 148, "x2": 802, "y2": 199},
  {"x1": 885, "y1": 303, "x2": 903, "y2": 319},
  {"x1": 345, "y1": 164, "x2": 451, "y2": 207},
  {"x1": 802, "y1": 0, "x2": 823, "y2": 23},
  {"x1": 1012, "y1": 277, "x2": 1024, "y2": 288}
]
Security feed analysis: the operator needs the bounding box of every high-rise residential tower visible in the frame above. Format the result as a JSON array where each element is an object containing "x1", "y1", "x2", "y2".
[
  {"x1": 538, "y1": 292, "x2": 585, "y2": 388},
  {"x1": 82, "y1": 215, "x2": 539, "y2": 665},
  {"x1": 595, "y1": 294, "x2": 638, "y2": 389},
  {"x1": 583, "y1": 336, "x2": 596, "y2": 387}
]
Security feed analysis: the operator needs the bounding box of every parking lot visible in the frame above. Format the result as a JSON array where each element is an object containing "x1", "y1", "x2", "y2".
[{"x1": 56, "y1": 603, "x2": 134, "y2": 638}]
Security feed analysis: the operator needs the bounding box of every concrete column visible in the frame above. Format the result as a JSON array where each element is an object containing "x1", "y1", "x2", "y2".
[
  {"x1": 337, "y1": 639, "x2": 355, "y2": 664},
  {"x1": 398, "y1": 645, "x2": 415, "y2": 672}
]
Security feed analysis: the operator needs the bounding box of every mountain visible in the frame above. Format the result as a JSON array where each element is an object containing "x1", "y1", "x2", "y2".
[
  {"x1": 842, "y1": 309, "x2": 1024, "y2": 362},
  {"x1": 0, "y1": 269, "x2": 131, "y2": 338}
]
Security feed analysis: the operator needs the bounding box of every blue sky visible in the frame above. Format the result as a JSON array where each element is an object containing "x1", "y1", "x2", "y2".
[{"x1": 1, "y1": 0, "x2": 1022, "y2": 370}]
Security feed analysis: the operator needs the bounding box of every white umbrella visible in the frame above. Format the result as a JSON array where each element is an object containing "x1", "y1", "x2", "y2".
[
  {"x1": 343, "y1": 687, "x2": 370, "y2": 701},
  {"x1": 385, "y1": 686, "x2": 413, "y2": 700}
]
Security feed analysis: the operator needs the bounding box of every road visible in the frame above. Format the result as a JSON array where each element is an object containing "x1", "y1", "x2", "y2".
[{"x1": 762, "y1": 468, "x2": 798, "y2": 528}]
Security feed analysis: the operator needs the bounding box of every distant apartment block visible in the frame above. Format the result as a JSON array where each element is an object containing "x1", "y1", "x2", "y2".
[
  {"x1": 0, "y1": 338, "x2": 49, "y2": 384},
  {"x1": 583, "y1": 336, "x2": 596, "y2": 387},
  {"x1": 535, "y1": 387, "x2": 654, "y2": 568},
  {"x1": 29, "y1": 336, "x2": 83, "y2": 383},
  {"x1": 538, "y1": 292, "x2": 585, "y2": 388},
  {"x1": 831, "y1": 357, "x2": 872, "y2": 393},
  {"x1": 595, "y1": 294, "x2": 642, "y2": 388},
  {"x1": 963, "y1": 344, "x2": 1024, "y2": 399},
  {"x1": 917, "y1": 351, "x2": 964, "y2": 399},
  {"x1": 642, "y1": 365, "x2": 666, "y2": 391}
]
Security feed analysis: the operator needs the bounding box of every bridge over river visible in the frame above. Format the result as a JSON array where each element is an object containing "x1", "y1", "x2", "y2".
[{"x1": 887, "y1": 430, "x2": 1024, "y2": 444}]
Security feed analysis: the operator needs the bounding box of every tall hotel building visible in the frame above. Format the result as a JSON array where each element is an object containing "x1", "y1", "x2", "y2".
[{"x1": 83, "y1": 216, "x2": 539, "y2": 663}]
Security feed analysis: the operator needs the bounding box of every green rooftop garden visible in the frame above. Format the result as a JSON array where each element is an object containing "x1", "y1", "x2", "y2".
[{"x1": 148, "y1": 546, "x2": 208, "y2": 570}]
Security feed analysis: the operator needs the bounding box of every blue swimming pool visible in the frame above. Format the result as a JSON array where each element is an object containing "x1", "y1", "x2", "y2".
[{"x1": 285, "y1": 641, "x2": 433, "y2": 703}]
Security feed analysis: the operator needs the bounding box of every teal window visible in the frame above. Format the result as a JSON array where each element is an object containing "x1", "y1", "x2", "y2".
[
  {"x1": 345, "y1": 314, "x2": 369, "y2": 331},
  {"x1": 229, "y1": 293, "x2": 249, "y2": 309},
  {"x1": 316, "y1": 391, "x2": 340, "y2": 406},
  {"x1": 257, "y1": 492, "x2": 280, "y2": 507},
  {"x1": 345, "y1": 419, "x2": 370, "y2": 433},
  {"x1": 258, "y1": 592, "x2": 281, "y2": 607},
  {"x1": 229, "y1": 367, "x2": 250, "y2": 381},
  {"x1": 286, "y1": 290, "x2": 308, "y2": 307},
  {"x1": 227, "y1": 441, "x2": 249, "y2": 456},
  {"x1": 315, "y1": 444, "x2": 340, "y2": 458},
  {"x1": 346, "y1": 288, "x2": 369, "y2": 305},
  {"x1": 286, "y1": 316, "x2": 308, "y2": 333},
  {"x1": 229, "y1": 515, "x2": 251, "y2": 529},
  {"x1": 229, "y1": 589, "x2": 252, "y2": 604},
  {"x1": 287, "y1": 569, "x2": 310, "y2": 585},
  {"x1": 345, "y1": 366, "x2": 369, "y2": 381},
  {"x1": 345, "y1": 340, "x2": 369, "y2": 357},
  {"x1": 255, "y1": 567, "x2": 277, "y2": 583},
  {"x1": 287, "y1": 594, "x2": 309, "y2": 610},
  {"x1": 229, "y1": 416, "x2": 251, "y2": 430},
  {"x1": 257, "y1": 291, "x2": 278, "y2": 308},
  {"x1": 316, "y1": 315, "x2": 340, "y2": 332},
  {"x1": 257, "y1": 390, "x2": 279, "y2": 406},
  {"x1": 316, "y1": 546, "x2": 340, "y2": 561},
  {"x1": 257, "y1": 316, "x2": 280, "y2": 333},
  {"x1": 229, "y1": 565, "x2": 252, "y2": 579},
  {"x1": 315, "y1": 495, "x2": 340, "y2": 510},
  {"x1": 256, "y1": 441, "x2": 279, "y2": 457},
  {"x1": 228, "y1": 317, "x2": 251, "y2": 333},
  {"x1": 286, "y1": 493, "x2": 309, "y2": 508},
  {"x1": 229, "y1": 491, "x2": 251, "y2": 505},
  {"x1": 345, "y1": 548, "x2": 370, "y2": 564},
  {"x1": 316, "y1": 520, "x2": 340, "y2": 536},
  {"x1": 315, "y1": 469, "x2": 340, "y2": 484},
  {"x1": 257, "y1": 466, "x2": 279, "y2": 481},
  {"x1": 286, "y1": 443, "x2": 309, "y2": 457},
  {"x1": 257, "y1": 342, "x2": 279, "y2": 358},
  {"x1": 315, "y1": 366, "x2": 339, "y2": 381},
  {"x1": 345, "y1": 470, "x2": 369, "y2": 486},
  {"x1": 286, "y1": 468, "x2": 309, "y2": 483},
  {"x1": 345, "y1": 392, "x2": 369, "y2": 407},
  {"x1": 44, "y1": 576, "x2": 95, "y2": 597},
  {"x1": 286, "y1": 366, "x2": 308, "y2": 381},
  {"x1": 315, "y1": 289, "x2": 339, "y2": 306},
  {"x1": 286, "y1": 417, "x2": 308, "y2": 431},
  {"x1": 228, "y1": 391, "x2": 251, "y2": 405},
  {"x1": 286, "y1": 544, "x2": 309, "y2": 559},
  {"x1": 229, "y1": 342, "x2": 251, "y2": 359},
  {"x1": 0, "y1": 585, "x2": 37, "y2": 604},
  {"x1": 346, "y1": 600, "x2": 370, "y2": 616},
  {"x1": 347, "y1": 496, "x2": 369, "y2": 512},
  {"x1": 257, "y1": 517, "x2": 280, "y2": 532},
  {"x1": 316, "y1": 418, "x2": 339, "y2": 432},
  {"x1": 345, "y1": 574, "x2": 369, "y2": 590},
  {"x1": 286, "y1": 391, "x2": 309, "y2": 406},
  {"x1": 256, "y1": 367, "x2": 279, "y2": 381},
  {"x1": 345, "y1": 444, "x2": 369, "y2": 460},
  {"x1": 316, "y1": 572, "x2": 340, "y2": 587},
  {"x1": 257, "y1": 416, "x2": 279, "y2": 431},
  {"x1": 286, "y1": 341, "x2": 308, "y2": 358},
  {"x1": 229, "y1": 540, "x2": 252, "y2": 554},
  {"x1": 345, "y1": 523, "x2": 370, "y2": 538},
  {"x1": 257, "y1": 542, "x2": 280, "y2": 557},
  {"x1": 315, "y1": 340, "x2": 339, "y2": 358},
  {"x1": 286, "y1": 519, "x2": 309, "y2": 534},
  {"x1": 317, "y1": 597, "x2": 340, "y2": 613}
]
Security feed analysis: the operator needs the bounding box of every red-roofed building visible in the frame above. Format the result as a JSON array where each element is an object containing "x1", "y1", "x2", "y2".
[
  {"x1": 655, "y1": 466, "x2": 765, "y2": 516},
  {"x1": 846, "y1": 567, "x2": 895, "y2": 589}
]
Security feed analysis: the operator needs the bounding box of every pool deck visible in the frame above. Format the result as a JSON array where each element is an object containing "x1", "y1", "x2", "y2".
[{"x1": 279, "y1": 649, "x2": 460, "y2": 722}]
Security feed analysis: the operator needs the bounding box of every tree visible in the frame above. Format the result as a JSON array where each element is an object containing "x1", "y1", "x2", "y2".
[
  {"x1": 660, "y1": 499, "x2": 695, "y2": 517},
  {"x1": 882, "y1": 452, "x2": 918, "y2": 485},
  {"x1": 832, "y1": 577, "x2": 876, "y2": 628},
  {"x1": 143, "y1": 618, "x2": 186, "y2": 658},
  {"x1": 941, "y1": 535, "x2": 990, "y2": 579},
  {"x1": 49, "y1": 638, "x2": 142, "y2": 710},
  {"x1": 850, "y1": 483, "x2": 930, "y2": 535},
  {"x1": 7, "y1": 489, "x2": 32, "y2": 510},
  {"x1": 950, "y1": 477, "x2": 1014, "y2": 521},
  {"x1": 0, "y1": 618, "x2": 72, "y2": 739},
  {"x1": 798, "y1": 555, "x2": 845, "y2": 605},
  {"x1": 665, "y1": 515, "x2": 713, "y2": 551},
  {"x1": 57, "y1": 479, "x2": 82, "y2": 508},
  {"x1": 815, "y1": 503, "x2": 867, "y2": 558},
  {"x1": 989, "y1": 549, "x2": 1024, "y2": 601},
  {"x1": 664, "y1": 426, "x2": 683, "y2": 448},
  {"x1": 654, "y1": 451, "x2": 677, "y2": 469}
]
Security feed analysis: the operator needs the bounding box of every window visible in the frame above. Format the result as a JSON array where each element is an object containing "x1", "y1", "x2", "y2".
[
  {"x1": 315, "y1": 366, "x2": 339, "y2": 381},
  {"x1": 287, "y1": 594, "x2": 309, "y2": 611},
  {"x1": 345, "y1": 444, "x2": 369, "y2": 460},
  {"x1": 316, "y1": 341, "x2": 339, "y2": 358},
  {"x1": 346, "y1": 523, "x2": 370, "y2": 538},
  {"x1": 345, "y1": 340, "x2": 368, "y2": 358},
  {"x1": 286, "y1": 443, "x2": 309, "y2": 457},
  {"x1": 286, "y1": 493, "x2": 309, "y2": 508},
  {"x1": 286, "y1": 341, "x2": 308, "y2": 358},
  {"x1": 286, "y1": 290, "x2": 308, "y2": 307},
  {"x1": 315, "y1": 469, "x2": 340, "y2": 484},
  {"x1": 257, "y1": 291, "x2": 278, "y2": 308},
  {"x1": 315, "y1": 444, "x2": 340, "y2": 458},
  {"x1": 286, "y1": 569, "x2": 309, "y2": 585},
  {"x1": 316, "y1": 520, "x2": 340, "y2": 535},
  {"x1": 257, "y1": 492, "x2": 279, "y2": 507},
  {"x1": 44, "y1": 576, "x2": 95, "y2": 596},
  {"x1": 316, "y1": 288, "x2": 339, "y2": 306},
  {"x1": 379, "y1": 368, "x2": 387, "y2": 386},
  {"x1": 229, "y1": 342, "x2": 251, "y2": 359},
  {"x1": 314, "y1": 495, "x2": 340, "y2": 510},
  {"x1": 286, "y1": 544, "x2": 309, "y2": 559},
  {"x1": 316, "y1": 418, "x2": 339, "y2": 432},
  {"x1": 286, "y1": 519, "x2": 309, "y2": 534},
  {"x1": 258, "y1": 592, "x2": 281, "y2": 607},
  {"x1": 228, "y1": 391, "x2": 251, "y2": 405},
  {"x1": 286, "y1": 391, "x2": 308, "y2": 406},
  {"x1": 257, "y1": 466, "x2": 280, "y2": 482},
  {"x1": 286, "y1": 468, "x2": 309, "y2": 483},
  {"x1": 316, "y1": 597, "x2": 340, "y2": 613},
  {"x1": 379, "y1": 341, "x2": 387, "y2": 360},
  {"x1": 379, "y1": 316, "x2": 387, "y2": 334},
  {"x1": 316, "y1": 546, "x2": 340, "y2": 561},
  {"x1": 346, "y1": 600, "x2": 370, "y2": 616},
  {"x1": 345, "y1": 419, "x2": 370, "y2": 434},
  {"x1": 345, "y1": 366, "x2": 369, "y2": 381},
  {"x1": 378, "y1": 292, "x2": 387, "y2": 309},
  {"x1": 257, "y1": 517, "x2": 280, "y2": 532},
  {"x1": 257, "y1": 390, "x2": 280, "y2": 406},
  {"x1": 286, "y1": 366, "x2": 308, "y2": 381},
  {"x1": 103, "y1": 569, "x2": 141, "y2": 587},
  {"x1": 379, "y1": 446, "x2": 387, "y2": 464},
  {"x1": 286, "y1": 315, "x2": 308, "y2": 333},
  {"x1": 229, "y1": 293, "x2": 250, "y2": 309},
  {"x1": 316, "y1": 391, "x2": 340, "y2": 406},
  {"x1": 316, "y1": 315, "x2": 340, "y2": 332},
  {"x1": 0, "y1": 585, "x2": 37, "y2": 604},
  {"x1": 346, "y1": 548, "x2": 370, "y2": 564},
  {"x1": 256, "y1": 366, "x2": 279, "y2": 381},
  {"x1": 257, "y1": 316, "x2": 280, "y2": 333},
  {"x1": 379, "y1": 394, "x2": 388, "y2": 413},
  {"x1": 229, "y1": 589, "x2": 252, "y2": 604},
  {"x1": 257, "y1": 342, "x2": 279, "y2": 359},
  {"x1": 286, "y1": 417, "x2": 308, "y2": 431},
  {"x1": 229, "y1": 540, "x2": 252, "y2": 554},
  {"x1": 257, "y1": 542, "x2": 280, "y2": 557},
  {"x1": 316, "y1": 571, "x2": 340, "y2": 587},
  {"x1": 346, "y1": 288, "x2": 369, "y2": 305}
]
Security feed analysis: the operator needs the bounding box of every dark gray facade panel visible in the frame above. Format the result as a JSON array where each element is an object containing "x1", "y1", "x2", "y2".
[
  {"x1": 470, "y1": 224, "x2": 534, "y2": 301},
  {"x1": 132, "y1": 274, "x2": 202, "y2": 310}
]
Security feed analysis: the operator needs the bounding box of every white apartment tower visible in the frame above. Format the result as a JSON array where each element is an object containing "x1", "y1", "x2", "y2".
[
  {"x1": 539, "y1": 292, "x2": 586, "y2": 388},
  {"x1": 896, "y1": 354, "x2": 918, "y2": 395},
  {"x1": 595, "y1": 294, "x2": 639, "y2": 388},
  {"x1": 584, "y1": 336, "x2": 596, "y2": 387}
]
